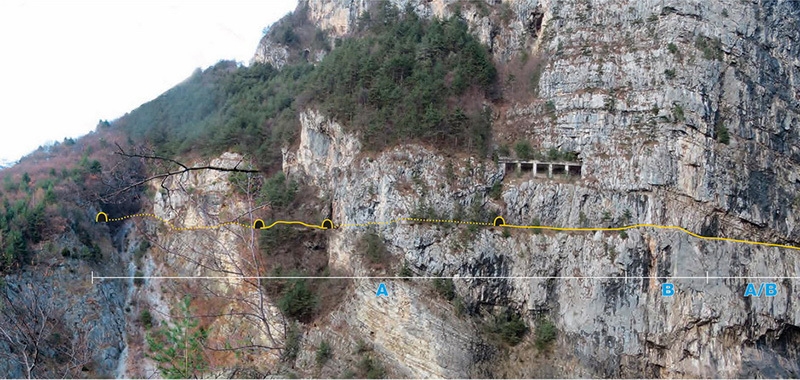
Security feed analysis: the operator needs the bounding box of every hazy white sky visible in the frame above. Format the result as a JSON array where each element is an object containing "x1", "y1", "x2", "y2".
[{"x1": 0, "y1": 0, "x2": 297, "y2": 164}]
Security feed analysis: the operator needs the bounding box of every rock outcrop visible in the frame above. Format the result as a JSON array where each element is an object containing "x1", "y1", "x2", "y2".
[
  {"x1": 284, "y1": 94, "x2": 799, "y2": 378},
  {"x1": 252, "y1": 36, "x2": 290, "y2": 68},
  {"x1": 0, "y1": 225, "x2": 131, "y2": 378},
  {"x1": 103, "y1": 0, "x2": 800, "y2": 377},
  {"x1": 305, "y1": 0, "x2": 545, "y2": 61},
  {"x1": 272, "y1": 0, "x2": 800, "y2": 376}
]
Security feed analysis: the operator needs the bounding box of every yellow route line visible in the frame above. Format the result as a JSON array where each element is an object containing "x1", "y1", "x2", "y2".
[
  {"x1": 106, "y1": 213, "x2": 252, "y2": 231},
  {"x1": 262, "y1": 220, "x2": 327, "y2": 230},
  {"x1": 99, "y1": 213, "x2": 800, "y2": 251},
  {"x1": 336, "y1": 218, "x2": 493, "y2": 228},
  {"x1": 504, "y1": 223, "x2": 800, "y2": 251}
]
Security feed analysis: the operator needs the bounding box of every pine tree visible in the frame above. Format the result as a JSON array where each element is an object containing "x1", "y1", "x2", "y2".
[{"x1": 146, "y1": 296, "x2": 209, "y2": 378}]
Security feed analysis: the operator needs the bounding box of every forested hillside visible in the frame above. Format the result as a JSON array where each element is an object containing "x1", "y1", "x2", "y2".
[{"x1": 114, "y1": 3, "x2": 498, "y2": 172}]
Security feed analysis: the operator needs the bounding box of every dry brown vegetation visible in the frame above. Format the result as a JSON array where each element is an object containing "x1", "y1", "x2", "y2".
[{"x1": 497, "y1": 52, "x2": 549, "y2": 103}]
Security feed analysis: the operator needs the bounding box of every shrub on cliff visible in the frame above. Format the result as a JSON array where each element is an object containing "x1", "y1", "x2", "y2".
[
  {"x1": 358, "y1": 231, "x2": 391, "y2": 269},
  {"x1": 146, "y1": 297, "x2": 209, "y2": 378},
  {"x1": 535, "y1": 317, "x2": 557, "y2": 349},
  {"x1": 260, "y1": 172, "x2": 298, "y2": 210},
  {"x1": 514, "y1": 141, "x2": 533, "y2": 160},
  {"x1": 487, "y1": 310, "x2": 529, "y2": 346},
  {"x1": 433, "y1": 277, "x2": 456, "y2": 301},
  {"x1": 278, "y1": 277, "x2": 317, "y2": 321}
]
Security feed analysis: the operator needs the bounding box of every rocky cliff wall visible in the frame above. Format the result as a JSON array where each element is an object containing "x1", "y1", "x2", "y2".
[
  {"x1": 118, "y1": 0, "x2": 800, "y2": 375},
  {"x1": 164, "y1": 0, "x2": 800, "y2": 377},
  {"x1": 0, "y1": 223, "x2": 131, "y2": 378},
  {"x1": 304, "y1": 0, "x2": 544, "y2": 61},
  {"x1": 284, "y1": 102, "x2": 800, "y2": 377}
]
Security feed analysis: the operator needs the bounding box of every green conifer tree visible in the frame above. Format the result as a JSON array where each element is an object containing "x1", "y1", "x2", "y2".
[{"x1": 146, "y1": 296, "x2": 209, "y2": 378}]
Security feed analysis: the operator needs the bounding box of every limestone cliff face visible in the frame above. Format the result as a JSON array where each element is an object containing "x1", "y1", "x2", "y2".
[
  {"x1": 285, "y1": 111, "x2": 800, "y2": 376},
  {"x1": 305, "y1": 0, "x2": 545, "y2": 61},
  {"x1": 0, "y1": 227, "x2": 130, "y2": 378},
  {"x1": 121, "y1": 0, "x2": 800, "y2": 376},
  {"x1": 120, "y1": 152, "x2": 287, "y2": 377},
  {"x1": 284, "y1": 7, "x2": 800, "y2": 363},
  {"x1": 527, "y1": 0, "x2": 800, "y2": 234},
  {"x1": 254, "y1": 0, "x2": 545, "y2": 65},
  {"x1": 252, "y1": 37, "x2": 290, "y2": 68},
  {"x1": 286, "y1": 110, "x2": 499, "y2": 377}
]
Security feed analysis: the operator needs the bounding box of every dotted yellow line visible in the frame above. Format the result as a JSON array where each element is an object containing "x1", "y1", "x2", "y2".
[
  {"x1": 335, "y1": 218, "x2": 493, "y2": 228},
  {"x1": 98, "y1": 213, "x2": 800, "y2": 251},
  {"x1": 106, "y1": 213, "x2": 252, "y2": 231}
]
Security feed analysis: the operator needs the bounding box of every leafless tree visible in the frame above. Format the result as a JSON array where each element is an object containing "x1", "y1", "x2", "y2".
[
  {"x1": 0, "y1": 272, "x2": 93, "y2": 378},
  {"x1": 101, "y1": 143, "x2": 259, "y2": 205},
  {"x1": 102, "y1": 146, "x2": 302, "y2": 375},
  {"x1": 201, "y1": 172, "x2": 287, "y2": 353}
]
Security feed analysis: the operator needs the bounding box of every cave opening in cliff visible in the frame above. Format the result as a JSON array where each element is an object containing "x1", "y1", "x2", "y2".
[{"x1": 528, "y1": 5, "x2": 544, "y2": 38}]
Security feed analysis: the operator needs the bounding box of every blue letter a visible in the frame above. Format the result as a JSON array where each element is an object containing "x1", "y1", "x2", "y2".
[
  {"x1": 376, "y1": 283, "x2": 389, "y2": 297},
  {"x1": 744, "y1": 283, "x2": 759, "y2": 297}
]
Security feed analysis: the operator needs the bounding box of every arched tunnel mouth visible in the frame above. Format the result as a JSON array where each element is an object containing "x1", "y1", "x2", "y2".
[
  {"x1": 322, "y1": 219, "x2": 333, "y2": 229},
  {"x1": 493, "y1": 216, "x2": 505, "y2": 227},
  {"x1": 253, "y1": 220, "x2": 265, "y2": 229}
]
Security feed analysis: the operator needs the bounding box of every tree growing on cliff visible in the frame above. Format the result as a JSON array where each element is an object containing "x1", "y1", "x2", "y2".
[
  {"x1": 146, "y1": 296, "x2": 209, "y2": 379},
  {"x1": 140, "y1": 164, "x2": 316, "y2": 368},
  {"x1": 110, "y1": 148, "x2": 304, "y2": 368}
]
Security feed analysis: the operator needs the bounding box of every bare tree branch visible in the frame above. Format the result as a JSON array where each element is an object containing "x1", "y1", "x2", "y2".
[
  {"x1": 0, "y1": 274, "x2": 93, "y2": 379},
  {"x1": 112, "y1": 147, "x2": 292, "y2": 369},
  {"x1": 102, "y1": 144, "x2": 260, "y2": 201},
  {"x1": 115, "y1": 142, "x2": 189, "y2": 170}
]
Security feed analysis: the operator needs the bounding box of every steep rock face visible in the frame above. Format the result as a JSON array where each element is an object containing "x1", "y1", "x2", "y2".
[
  {"x1": 305, "y1": 0, "x2": 544, "y2": 61},
  {"x1": 255, "y1": 0, "x2": 799, "y2": 377},
  {"x1": 522, "y1": 0, "x2": 800, "y2": 238},
  {"x1": 252, "y1": 37, "x2": 290, "y2": 68},
  {"x1": 285, "y1": 110, "x2": 500, "y2": 377},
  {"x1": 295, "y1": 281, "x2": 483, "y2": 378},
  {"x1": 285, "y1": 110, "x2": 362, "y2": 193},
  {"x1": 121, "y1": 152, "x2": 287, "y2": 377},
  {"x1": 297, "y1": 0, "x2": 800, "y2": 234},
  {"x1": 0, "y1": 228, "x2": 131, "y2": 378},
  {"x1": 285, "y1": 101, "x2": 800, "y2": 377}
]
